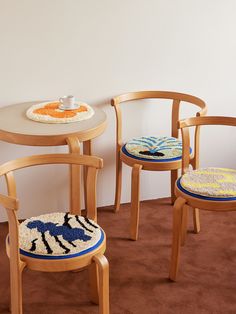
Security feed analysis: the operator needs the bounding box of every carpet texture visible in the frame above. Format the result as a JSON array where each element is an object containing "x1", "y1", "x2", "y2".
[{"x1": 0, "y1": 198, "x2": 236, "y2": 314}]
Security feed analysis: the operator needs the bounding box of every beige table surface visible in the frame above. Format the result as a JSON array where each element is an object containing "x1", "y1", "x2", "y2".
[
  {"x1": 0, "y1": 101, "x2": 107, "y2": 146},
  {"x1": 0, "y1": 100, "x2": 107, "y2": 213}
]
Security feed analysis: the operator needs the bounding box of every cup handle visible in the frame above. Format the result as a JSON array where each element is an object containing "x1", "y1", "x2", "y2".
[{"x1": 59, "y1": 98, "x2": 63, "y2": 104}]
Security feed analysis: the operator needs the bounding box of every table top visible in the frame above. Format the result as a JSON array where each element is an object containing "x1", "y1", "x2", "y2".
[{"x1": 0, "y1": 101, "x2": 107, "y2": 146}]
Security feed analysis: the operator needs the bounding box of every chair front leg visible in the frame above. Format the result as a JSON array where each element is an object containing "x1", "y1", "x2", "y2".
[
  {"x1": 10, "y1": 260, "x2": 26, "y2": 314},
  {"x1": 89, "y1": 261, "x2": 99, "y2": 304},
  {"x1": 181, "y1": 205, "x2": 189, "y2": 246},
  {"x1": 93, "y1": 254, "x2": 109, "y2": 314},
  {"x1": 130, "y1": 164, "x2": 142, "y2": 240},
  {"x1": 169, "y1": 197, "x2": 186, "y2": 281}
]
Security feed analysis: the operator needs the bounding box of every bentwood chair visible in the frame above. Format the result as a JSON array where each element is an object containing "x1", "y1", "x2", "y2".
[
  {"x1": 1, "y1": 154, "x2": 109, "y2": 314},
  {"x1": 111, "y1": 91, "x2": 207, "y2": 240},
  {"x1": 169, "y1": 116, "x2": 236, "y2": 281}
]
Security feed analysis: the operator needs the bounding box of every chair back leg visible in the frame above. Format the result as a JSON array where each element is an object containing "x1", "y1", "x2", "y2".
[
  {"x1": 114, "y1": 151, "x2": 122, "y2": 212},
  {"x1": 193, "y1": 208, "x2": 201, "y2": 233},
  {"x1": 171, "y1": 170, "x2": 178, "y2": 204}
]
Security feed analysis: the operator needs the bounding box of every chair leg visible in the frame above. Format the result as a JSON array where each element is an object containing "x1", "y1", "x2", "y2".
[
  {"x1": 193, "y1": 208, "x2": 200, "y2": 233},
  {"x1": 10, "y1": 260, "x2": 26, "y2": 314},
  {"x1": 93, "y1": 254, "x2": 109, "y2": 314},
  {"x1": 170, "y1": 169, "x2": 178, "y2": 204},
  {"x1": 169, "y1": 197, "x2": 186, "y2": 281},
  {"x1": 83, "y1": 140, "x2": 92, "y2": 213},
  {"x1": 89, "y1": 262, "x2": 99, "y2": 304},
  {"x1": 191, "y1": 159, "x2": 201, "y2": 234},
  {"x1": 181, "y1": 205, "x2": 189, "y2": 246},
  {"x1": 114, "y1": 152, "x2": 122, "y2": 213},
  {"x1": 130, "y1": 164, "x2": 142, "y2": 241}
]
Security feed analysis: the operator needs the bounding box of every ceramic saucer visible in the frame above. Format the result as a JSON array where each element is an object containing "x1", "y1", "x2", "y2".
[{"x1": 59, "y1": 104, "x2": 80, "y2": 111}]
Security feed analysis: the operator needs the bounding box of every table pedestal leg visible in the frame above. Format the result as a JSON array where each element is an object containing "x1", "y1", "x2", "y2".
[
  {"x1": 83, "y1": 140, "x2": 92, "y2": 211},
  {"x1": 66, "y1": 136, "x2": 81, "y2": 215}
]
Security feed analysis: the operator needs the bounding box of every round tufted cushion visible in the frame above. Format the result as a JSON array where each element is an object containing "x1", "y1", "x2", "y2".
[
  {"x1": 123, "y1": 136, "x2": 185, "y2": 162},
  {"x1": 178, "y1": 167, "x2": 236, "y2": 200},
  {"x1": 19, "y1": 212, "x2": 104, "y2": 259}
]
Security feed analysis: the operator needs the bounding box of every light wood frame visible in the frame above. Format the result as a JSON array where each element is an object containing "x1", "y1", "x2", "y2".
[
  {"x1": 169, "y1": 116, "x2": 236, "y2": 281},
  {"x1": 111, "y1": 91, "x2": 207, "y2": 240},
  {"x1": 1, "y1": 153, "x2": 109, "y2": 314}
]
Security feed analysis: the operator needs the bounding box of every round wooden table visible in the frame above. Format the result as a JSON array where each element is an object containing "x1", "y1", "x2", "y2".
[{"x1": 0, "y1": 101, "x2": 107, "y2": 214}]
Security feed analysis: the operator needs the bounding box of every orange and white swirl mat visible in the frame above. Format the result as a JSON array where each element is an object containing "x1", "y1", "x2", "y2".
[{"x1": 26, "y1": 101, "x2": 94, "y2": 124}]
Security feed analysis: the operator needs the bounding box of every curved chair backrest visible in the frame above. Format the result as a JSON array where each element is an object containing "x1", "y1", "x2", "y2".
[
  {"x1": 111, "y1": 91, "x2": 207, "y2": 167},
  {"x1": 178, "y1": 116, "x2": 236, "y2": 174},
  {"x1": 0, "y1": 153, "x2": 103, "y2": 259}
]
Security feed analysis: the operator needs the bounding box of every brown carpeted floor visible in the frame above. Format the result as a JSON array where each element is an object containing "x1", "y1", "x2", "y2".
[{"x1": 0, "y1": 198, "x2": 236, "y2": 314}]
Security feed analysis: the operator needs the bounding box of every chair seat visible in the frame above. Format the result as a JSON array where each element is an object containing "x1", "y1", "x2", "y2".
[
  {"x1": 19, "y1": 212, "x2": 104, "y2": 259},
  {"x1": 178, "y1": 167, "x2": 236, "y2": 200},
  {"x1": 123, "y1": 136, "x2": 185, "y2": 162}
]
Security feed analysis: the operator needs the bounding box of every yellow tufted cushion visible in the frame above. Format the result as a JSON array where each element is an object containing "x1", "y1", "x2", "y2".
[{"x1": 180, "y1": 167, "x2": 236, "y2": 199}]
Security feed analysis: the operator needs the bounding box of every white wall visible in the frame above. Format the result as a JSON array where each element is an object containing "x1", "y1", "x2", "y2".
[{"x1": 0, "y1": 0, "x2": 236, "y2": 221}]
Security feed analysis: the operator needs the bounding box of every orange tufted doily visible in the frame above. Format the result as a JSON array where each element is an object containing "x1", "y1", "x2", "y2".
[{"x1": 26, "y1": 101, "x2": 94, "y2": 124}]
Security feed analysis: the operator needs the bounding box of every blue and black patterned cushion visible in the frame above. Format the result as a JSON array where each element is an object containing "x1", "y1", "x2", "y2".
[
  {"x1": 123, "y1": 136, "x2": 185, "y2": 162},
  {"x1": 19, "y1": 212, "x2": 104, "y2": 259}
]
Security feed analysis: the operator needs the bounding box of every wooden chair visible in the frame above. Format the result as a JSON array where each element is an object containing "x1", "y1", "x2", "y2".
[
  {"x1": 1, "y1": 153, "x2": 109, "y2": 314},
  {"x1": 169, "y1": 116, "x2": 236, "y2": 281},
  {"x1": 111, "y1": 91, "x2": 207, "y2": 240}
]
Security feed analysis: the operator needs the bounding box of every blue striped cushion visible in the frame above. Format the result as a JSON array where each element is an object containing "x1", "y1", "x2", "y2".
[{"x1": 123, "y1": 136, "x2": 184, "y2": 162}]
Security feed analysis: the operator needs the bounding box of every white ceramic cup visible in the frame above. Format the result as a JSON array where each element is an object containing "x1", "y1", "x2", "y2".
[{"x1": 59, "y1": 95, "x2": 75, "y2": 109}]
